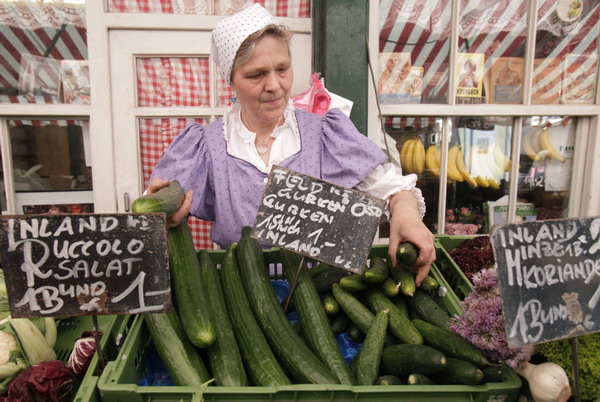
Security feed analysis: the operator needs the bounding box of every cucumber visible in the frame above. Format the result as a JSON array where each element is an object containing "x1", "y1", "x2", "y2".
[
  {"x1": 363, "y1": 257, "x2": 388, "y2": 284},
  {"x1": 482, "y1": 365, "x2": 504, "y2": 383},
  {"x1": 220, "y1": 243, "x2": 290, "y2": 386},
  {"x1": 339, "y1": 274, "x2": 368, "y2": 293},
  {"x1": 391, "y1": 265, "x2": 416, "y2": 297},
  {"x1": 199, "y1": 250, "x2": 247, "y2": 386},
  {"x1": 167, "y1": 222, "x2": 215, "y2": 348},
  {"x1": 144, "y1": 312, "x2": 210, "y2": 386},
  {"x1": 364, "y1": 287, "x2": 423, "y2": 345},
  {"x1": 434, "y1": 358, "x2": 484, "y2": 385},
  {"x1": 347, "y1": 323, "x2": 365, "y2": 342},
  {"x1": 332, "y1": 283, "x2": 375, "y2": 335},
  {"x1": 392, "y1": 296, "x2": 409, "y2": 320},
  {"x1": 406, "y1": 288, "x2": 451, "y2": 330},
  {"x1": 330, "y1": 312, "x2": 350, "y2": 335},
  {"x1": 281, "y1": 249, "x2": 355, "y2": 385},
  {"x1": 379, "y1": 277, "x2": 400, "y2": 298},
  {"x1": 412, "y1": 319, "x2": 490, "y2": 367},
  {"x1": 421, "y1": 276, "x2": 439, "y2": 291},
  {"x1": 397, "y1": 242, "x2": 419, "y2": 267},
  {"x1": 356, "y1": 310, "x2": 388, "y2": 385},
  {"x1": 131, "y1": 180, "x2": 185, "y2": 216},
  {"x1": 322, "y1": 293, "x2": 340, "y2": 316},
  {"x1": 376, "y1": 375, "x2": 403, "y2": 385},
  {"x1": 309, "y1": 262, "x2": 334, "y2": 278},
  {"x1": 407, "y1": 373, "x2": 436, "y2": 385},
  {"x1": 380, "y1": 344, "x2": 447, "y2": 378},
  {"x1": 237, "y1": 228, "x2": 338, "y2": 384},
  {"x1": 314, "y1": 267, "x2": 352, "y2": 294}
]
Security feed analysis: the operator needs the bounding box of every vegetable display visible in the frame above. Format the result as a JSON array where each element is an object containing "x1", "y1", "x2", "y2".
[{"x1": 448, "y1": 235, "x2": 495, "y2": 279}]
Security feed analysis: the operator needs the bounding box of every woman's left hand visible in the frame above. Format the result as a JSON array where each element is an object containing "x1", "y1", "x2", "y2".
[{"x1": 387, "y1": 191, "x2": 436, "y2": 286}]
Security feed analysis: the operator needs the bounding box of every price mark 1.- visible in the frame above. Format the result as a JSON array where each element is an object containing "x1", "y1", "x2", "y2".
[{"x1": 111, "y1": 271, "x2": 169, "y2": 314}]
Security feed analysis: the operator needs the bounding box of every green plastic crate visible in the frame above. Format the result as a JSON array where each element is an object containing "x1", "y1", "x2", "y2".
[
  {"x1": 97, "y1": 246, "x2": 522, "y2": 402},
  {"x1": 433, "y1": 235, "x2": 477, "y2": 300}
]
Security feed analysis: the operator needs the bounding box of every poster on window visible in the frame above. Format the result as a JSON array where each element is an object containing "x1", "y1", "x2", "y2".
[
  {"x1": 532, "y1": 58, "x2": 561, "y2": 104},
  {"x1": 61, "y1": 60, "x2": 91, "y2": 104},
  {"x1": 561, "y1": 53, "x2": 597, "y2": 104},
  {"x1": 490, "y1": 57, "x2": 524, "y2": 103},
  {"x1": 455, "y1": 53, "x2": 484, "y2": 98},
  {"x1": 377, "y1": 52, "x2": 413, "y2": 104},
  {"x1": 18, "y1": 54, "x2": 61, "y2": 100}
]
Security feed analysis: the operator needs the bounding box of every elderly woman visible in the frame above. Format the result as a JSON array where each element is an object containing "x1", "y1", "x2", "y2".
[{"x1": 148, "y1": 4, "x2": 434, "y2": 283}]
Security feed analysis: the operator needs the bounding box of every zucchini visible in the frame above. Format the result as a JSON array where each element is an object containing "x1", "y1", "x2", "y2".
[
  {"x1": 339, "y1": 274, "x2": 368, "y2": 293},
  {"x1": 144, "y1": 312, "x2": 210, "y2": 386},
  {"x1": 330, "y1": 312, "x2": 350, "y2": 336},
  {"x1": 412, "y1": 319, "x2": 490, "y2": 367},
  {"x1": 434, "y1": 358, "x2": 484, "y2": 385},
  {"x1": 167, "y1": 222, "x2": 215, "y2": 348},
  {"x1": 364, "y1": 287, "x2": 423, "y2": 345},
  {"x1": 376, "y1": 375, "x2": 403, "y2": 385},
  {"x1": 406, "y1": 289, "x2": 451, "y2": 330},
  {"x1": 237, "y1": 228, "x2": 338, "y2": 384},
  {"x1": 421, "y1": 276, "x2": 439, "y2": 291},
  {"x1": 322, "y1": 293, "x2": 340, "y2": 316},
  {"x1": 281, "y1": 249, "x2": 355, "y2": 385},
  {"x1": 396, "y1": 242, "x2": 419, "y2": 267},
  {"x1": 220, "y1": 243, "x2": 290, "y2": 386},
  {"x1": 391, "y1": 265, "x2": 416, "y2": 297},
  {"x1": 379, "y1": 277, "x2": 400, "y2": 298},
  {"x1": 363, "y1": 257, "x2": 388, "y2": 284},
  {"x1": 131, "y1": 180, "x2": 185, "y2": 216},
  {"x1": 407, "y1": 373, "x2": 436, "y2": 385},
  {"x1": 356, "y1": 310, "x2": 388, "y2": 385},
  {"x1": 482, "y1": 364, "x2": 504, "y2": 383},
  {"x1": 314, "y1": 267, "x2": 352, "y2": 294},
  {"x1": 380, "y1": 344, "x2": 447, "y2": 378},
  {"x1": 199, "y1": 250, "x2": 247, "y2": 386}
]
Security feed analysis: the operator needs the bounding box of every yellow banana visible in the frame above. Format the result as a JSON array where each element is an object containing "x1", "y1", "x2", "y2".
[
  {"x1": 504, "y1": 159, "x2": 512, "y2": 172},
  {"x1": 488, "y1": 177, "x2": 500, "y2": 190},
  {"x1": 412, "y1": 137, "x2": 425, "y2": 174},
  {"x1": 404, "y1": 139, "x2": 417, "y2": 173},
  {"x1": 475, "y1": 176, "x2": 490, "y2": 188},
  {"x1": 493, "y1": 142, "x2": 508, "y2": 170},
  {"x1": 447, "y1": 145, "x2": 464, "y2": 182},
  {"x1": 455, "y1": 147, "x2": 478, "y2": 187},
  {"x1": 539, "y1": 127, "x2": 566, "y2": 162},
  {"x1": 400, "y1": 139, "x2": 414, "y2": 172},
  {"x1": 425, "y1": 144, "x2": 440, "y2": 177}
]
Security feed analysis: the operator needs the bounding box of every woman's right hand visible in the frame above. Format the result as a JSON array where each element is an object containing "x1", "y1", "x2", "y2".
[{"x1": 147, "y1": 178, "x2": 193, "y2": 227}]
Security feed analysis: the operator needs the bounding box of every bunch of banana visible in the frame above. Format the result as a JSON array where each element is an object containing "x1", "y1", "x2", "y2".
[
  {"x1": 539, "y1": 127, "x2": 566, "y2": 163},
  {"x1": 425, "y1": 144, "x2": 440, "y2": 177},
  {"x1": 468, "y1": 146, "x2": 502, "y2": 190},
  {"x1": 400, "y1": 137, "x2": 426, "y2": 174},
  {"x1": 522, "y1": 127, "x2": 549, "y2": 162}
]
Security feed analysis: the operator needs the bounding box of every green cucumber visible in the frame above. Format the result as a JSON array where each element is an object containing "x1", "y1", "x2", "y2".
[
  {"x1": 309, "y1": 262, "x2": 334, "y2": 278},
  {"x1": 220, "y1": 243, "x2": 290, "y2": 386},
  {"x1": 482, "y1": 365, "x2": 504, "y2": 383},
  {"x1": 322, "y1": 293, "x2": 340, "y2": 316},
  {"x1": 330, "y1": 312, "x2": 350, "y2": 336},
  {"x1": 347, "y1": 323, "x2": 365, "y2": 342},
  {"x1": 379, "y1": 277, "x2": 400, "y2": 298},
  {"x1": 339, "y1": 274, "x2": 368, "y2": 293},
  {"x1": 131, "y1": 180, "x2": 185, "y2": 216},
  {"x1": 407, "y1": 288, "x2": 451, "y2": 330},
  {"x1": 407, "y1": 373, "x2": 435, "y2": 385},
  {"x1": 376, "y1": 375, "x2": 403, "y2": 385},
  {"x1": 392, "y1": 297, "x2": 409, "y2": 320},
  {"x1": 167, "y1": 222, "x2": 215, "y2": 348},
  {"x1": 281, "y1": 250, "x2": 355, "y2": 385},
  {"x1": 391, "y1": 265, "x2": 416, "y2": 297},
  {"x1": 144, "y1": 312, "x2": 210, "y2": 386},
  {"x1": 412, "y1": 319, "x2": 490, "y2": 367},
  {"x1": 380, "y1": 344, "x2": 447, "y2": 378},
  {"x1": 363, "y1": 257, "x2": 388, "y2": 284},
  {"x1": 199, "y1": 250, "x2": 247, "y2": 386},
  {"x1": 364, "y1": 287, "x2": 423, "y2": 345},
  {"x1": 421, "y1": 276, "x2": 439, "y2": 291},
  {"x1": 332, "y1": 283, "x2": 375, "y2": 335},
  {"x1": 356, "y1": 310, "x2": 388, "y2": 385},
  {"x1": 434, "y1": 358, "x2": 484, "y2": 385},
  {"x1": 397, "y1": 242, "x2": 419, "y2": 267},
  {"x1": 314, "y1": 267, "x2": 352, "y2": 294},
  {"x1": 237, "y1": 228, "x2": 338, "y2": 384}
]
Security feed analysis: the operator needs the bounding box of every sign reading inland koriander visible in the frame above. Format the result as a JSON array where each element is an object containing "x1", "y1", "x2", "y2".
[
  {"x1": 0, "y1": 213, "x2": 171, "y2": 318},
  {"x1": 490, "y1": 217, "x2": 600, "y2": 347},
  {"x1": 251, "y1": 166, "x2": 385, "y2": 274}
]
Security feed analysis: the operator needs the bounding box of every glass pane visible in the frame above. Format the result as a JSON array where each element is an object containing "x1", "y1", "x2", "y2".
[
  {"x1": 0, "y1": 2, "x2": 88, "y2": 104},
  {"x1": 518, "y1": 116, "x2": 574, "y2": 220},
  {"x1": 8, "y1": 120, "x2": 92, "y2": 192},
  {"x1": 378, "y1": 0, "x2": 452, "y2": 104},
  {"x1": 108, "y1": 0, "x2": 209, "y2": 14},
  {"x1": 136, "y1": 57, "x2": 210, "y2": 107},
  {"x1": 22, "y1": 203, "x2": 94, "y2": 214},
  {"x1": 457, "y1": 0, "x2": 527, "y2": 104},
  {"x1": 217, "y1": 73, "x2": 234, "y2": 107},
  {"x1": 214, "y1": 0, "x2": 311, "y2": 17},
  {"x1": 445, "y1": 116, "x2": 513, "y2": 234},
  {"x1": 534, "y1": 1, "x2": 599, "y2": 104}
]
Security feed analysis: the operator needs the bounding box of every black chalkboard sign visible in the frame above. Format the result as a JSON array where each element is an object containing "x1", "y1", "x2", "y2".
[
  {"x1": 490, "y1": 217, "x2": 600, "y2": 347},
  {"x1": 0, "y1": 213, "x2": 170, "y2": 318},
  {"x1": 252, "y1": 166, "x2": 385, "y2": 274}
]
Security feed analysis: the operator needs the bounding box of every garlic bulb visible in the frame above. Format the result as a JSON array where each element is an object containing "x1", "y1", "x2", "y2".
[{"x1": 515, "y1": 362, "x2": 571, "y2": 402}]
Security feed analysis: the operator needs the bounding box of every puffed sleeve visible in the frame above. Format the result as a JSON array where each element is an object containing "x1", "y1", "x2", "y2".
[
  {"x1": 320, "y1": 108, "x2": 388, "y2": 188},
  {"x1": 149, "y1": 123, "x2": 215, "y2": 221}
]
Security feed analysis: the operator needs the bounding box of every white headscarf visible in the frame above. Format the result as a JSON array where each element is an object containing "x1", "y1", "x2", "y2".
[{"x1": 211, "y1": 4, "x2": 278, "y2": 84}]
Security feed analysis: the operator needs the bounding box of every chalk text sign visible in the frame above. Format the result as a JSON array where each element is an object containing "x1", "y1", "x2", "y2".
[
  {"x1": 252, "y1": 166, "x2": 385, "y2": 274},
  {"x1": 491, "y1": 217, "x2": 600, "y2": 347},
  {"x1": 0, "y1": 214, "x2": 171, "y2": 318}
]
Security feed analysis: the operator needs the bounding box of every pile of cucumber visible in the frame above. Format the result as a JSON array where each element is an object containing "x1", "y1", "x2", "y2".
[{"x1": 132, "y1": 182, "x2": 504, "y2": 388}]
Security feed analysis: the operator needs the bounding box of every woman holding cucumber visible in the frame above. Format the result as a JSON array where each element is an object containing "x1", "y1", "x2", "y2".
[{"x1": 147, "y1": 4, "x2": 435, "y2": 285}]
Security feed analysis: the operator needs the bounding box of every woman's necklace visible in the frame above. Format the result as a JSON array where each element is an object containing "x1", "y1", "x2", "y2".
[{"x1": 242, "y1": 112, "x2": 282, "y2": 155}]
